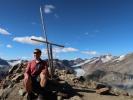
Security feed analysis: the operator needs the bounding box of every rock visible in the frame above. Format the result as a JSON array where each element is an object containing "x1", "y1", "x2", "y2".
[
  {"x1": 59, "y1": 75, "x2": 66, "y2": 80},
  {"x1": 58, "y1": 80, "x2": 67, "y2": 84},
  {"x1": 57, "y1": 92, "x2": 68, "y2": 98},
  {"x1": 95, "y1": 83, "x2": 107, "y2": 89},
  {"x1": 12, "y1": 73, "x2": 24, "y2": 83},
  {"x1": 72, "y1": 78, "x2": 79, "y2": 84},
  {"x1": 18, "y1": 88, "x2": 26, "y2": 96},
  {"x1": 15, "y1": 64, "x2": 23, "y2": 73},
  {"x1": 96, "y1": 87, "x2": 110, "y2": 95},
  {"x1": 1, "y1": 88, "x2": 13, "y2": 99},
  {"x1": 72, "y1": 76, "x2": 85, "y2": 84},
  {"x1": 7, "y1": 84, "x2": 14, "y2": 88},
  {"x1": 78, "y1": 76, "x2": 85, "y2": 82},
  {"x1": 68, "y1": 74, "x2": 76, "y2": 81},
  {"x1": 2, "y1": 80, "x2": 13, "y2": 89},
  {"x1": 122, "y1": 92, "x2": 129, "y2": 96},
  {"x1": 66, "y1": 70, "x2": 73, "y2": 74},
  {"x1": 89, "y1": 81, "x2": 97, "y2": 89},
  {"x1": 69, "y1": 95, "x2": 82, "y2": 100},
  {"x1": 57, "y1": 95, "x2": 62, "y2": 100},
  {"x1": 9, "y1": 64, "x2": 19, "y2": 74},
  {"x1": 111, "y1": 87, "x2": 128, "y2": 96},
  {"x1": 0, "y1": 89, "x2": 4, "y2": 98},
  {"x1": 129, "y1": 95, "x2": 133, "y2": 98}
]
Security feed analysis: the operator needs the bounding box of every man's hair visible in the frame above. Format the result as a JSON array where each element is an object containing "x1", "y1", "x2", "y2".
[{"x1": 34, "y1": 48, "x2": 41, "y2": 54}]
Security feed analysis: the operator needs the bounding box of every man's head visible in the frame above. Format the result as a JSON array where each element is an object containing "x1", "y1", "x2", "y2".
[{"x1": 33, "y1": 48, "x2": 41, "y2": 59}]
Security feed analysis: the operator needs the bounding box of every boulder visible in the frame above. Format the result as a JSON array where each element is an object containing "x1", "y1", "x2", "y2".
[
  {"x1": 0, "y1": 89, "x2": 4, "y2": 98},
  {"x1": 96, "y1": 87, "x2": 110, "y2": 95},
  {"x1": 95, "y1": 83, "x2": 107, "y2": 89},
  {"x1": 12, "y1": 73, "x2": 24, "y2": 83},
  {"x1": 8, "y1": 64, "x2": 19, "y2": 74}
]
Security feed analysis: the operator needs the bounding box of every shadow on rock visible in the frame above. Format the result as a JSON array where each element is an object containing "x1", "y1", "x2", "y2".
[{"x1": 42, "y1": 79, "x2": 83, "y2": 100}]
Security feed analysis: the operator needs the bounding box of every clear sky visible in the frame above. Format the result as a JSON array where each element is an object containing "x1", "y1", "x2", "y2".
[{"x1": 0, "y1": 0, "x2": 133, "y2": 60}]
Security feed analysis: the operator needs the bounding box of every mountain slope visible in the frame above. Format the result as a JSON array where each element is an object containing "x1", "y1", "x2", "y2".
[{"x1": 72, "y1": 53, "x2": 133, "y2": 94}]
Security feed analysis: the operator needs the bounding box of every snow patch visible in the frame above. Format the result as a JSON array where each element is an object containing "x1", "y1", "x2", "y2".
[
  {"x1": 117, "y1": 55, "x2": 125, "y2": 61},
  {"x1": 71, "y1": 59, "x2": 91, "y2": 67},
  {"x1": 101, "y1": 55, "x2": 113, "y2": 63},
  {"x1": 113, "y1": 55, "x2": 125, "y2": 62}
]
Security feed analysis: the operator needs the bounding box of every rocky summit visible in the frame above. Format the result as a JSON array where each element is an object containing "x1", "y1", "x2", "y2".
[{"x1": 0, "y1": 60, "x2": 133, "y2": 100}]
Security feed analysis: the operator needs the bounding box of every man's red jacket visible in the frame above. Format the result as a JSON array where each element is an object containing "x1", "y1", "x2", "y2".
[{"x1": 25, "y1": 59, "x2": 49, "y2": 77}]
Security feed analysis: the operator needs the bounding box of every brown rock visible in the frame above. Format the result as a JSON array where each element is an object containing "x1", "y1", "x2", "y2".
[
  {"x1": 0, "y1": 89, "x2": 4, "y2": 98},
  {"x1": 95, "y1": 83, "x2": 107, "y2": 89},
  {"x1": 8, "y1": 64, "x2": 19, "y2": 74},
  {"x1": 12, "y1": 73, "x2": 24, "y2": 83},
  {"x1": 96, "y1": 87, "x2": 110, "y2": 95},
  {"x1": 57, "y1": 92, "x2": 68, "y2": 98},
  {"x1": 18, "y1": 88, "x2": 26, "y2": 96},
  {"x1": 123, "y1": 92, "x2": 129, "y2": 96}
]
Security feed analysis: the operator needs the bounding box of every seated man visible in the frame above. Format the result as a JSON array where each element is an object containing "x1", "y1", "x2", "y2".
[{"x1": 23, "y1": 48, "x2": 49, "y2": 100}]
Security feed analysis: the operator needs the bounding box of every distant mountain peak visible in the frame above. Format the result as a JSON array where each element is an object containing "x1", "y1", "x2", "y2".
[{"x1": 100, "y1": 55, "x2": 113, "y2": 63}]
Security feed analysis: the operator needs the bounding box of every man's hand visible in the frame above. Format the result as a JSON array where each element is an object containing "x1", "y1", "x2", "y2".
[
  {"x1": 23, "y1": 73, "x2": 32, "y2": 93},
  {"x1": 40, "y1": 70, "x2": 47, "y2": 88}
]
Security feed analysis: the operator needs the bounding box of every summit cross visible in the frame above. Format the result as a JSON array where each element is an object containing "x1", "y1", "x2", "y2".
[{"x1": 31, "y1": 6, "x2": 64, "y2": 79}]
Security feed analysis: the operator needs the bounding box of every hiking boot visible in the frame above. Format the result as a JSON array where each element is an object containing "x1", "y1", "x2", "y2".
[
  {"x1": 27, "y1": 92, "x2": 37, "y2": 100},
  {"x1": 27, "y1": 93, "x2": 32, "y2": 100}
]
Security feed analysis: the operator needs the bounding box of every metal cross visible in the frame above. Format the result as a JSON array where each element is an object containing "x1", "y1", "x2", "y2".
[{"x1": 31, "y1": 6, "x2": 64, "y2": 79}]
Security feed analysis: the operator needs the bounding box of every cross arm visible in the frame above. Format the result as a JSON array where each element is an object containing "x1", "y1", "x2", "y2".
[{"x1": 31, "y1": 38, "x2": 64, "y2": 48}]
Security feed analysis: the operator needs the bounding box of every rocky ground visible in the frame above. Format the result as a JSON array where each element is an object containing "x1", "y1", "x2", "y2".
[{"x1": 0, "y1": 62, "x2": 133, "y2": 100}]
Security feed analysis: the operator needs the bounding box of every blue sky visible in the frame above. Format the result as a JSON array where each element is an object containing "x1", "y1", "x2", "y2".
[{"x1": 0, "y1": 0, "x2": 133, "y2": 60}]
